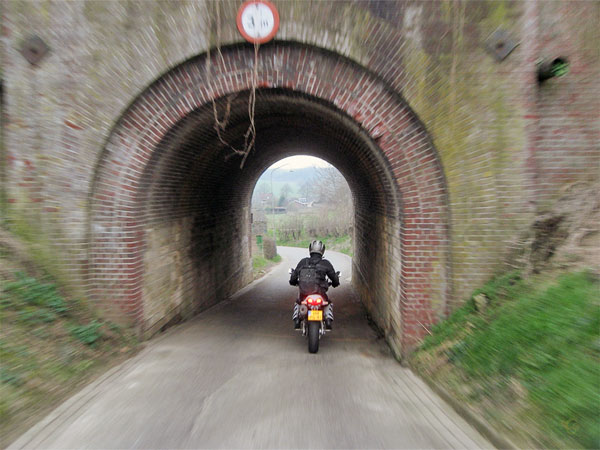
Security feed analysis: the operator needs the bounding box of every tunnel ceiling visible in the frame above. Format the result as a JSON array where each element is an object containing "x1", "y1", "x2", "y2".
[{"x1": 138, "y1": 89, "x2": 401, "y2": 225}]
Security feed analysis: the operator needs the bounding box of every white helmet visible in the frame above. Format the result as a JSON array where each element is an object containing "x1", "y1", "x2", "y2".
[{"x1": 309, "y1": 240, "x2": 325, "y2": 256}]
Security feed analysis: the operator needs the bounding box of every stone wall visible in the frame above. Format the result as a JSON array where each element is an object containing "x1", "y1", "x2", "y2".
[{"x1": 2, "y1": 0, "x2": 598, "y2": 354}]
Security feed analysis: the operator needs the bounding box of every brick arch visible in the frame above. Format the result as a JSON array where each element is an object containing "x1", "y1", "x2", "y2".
[{"x1": 89, "y1": 43, "x2": 449, "y2": 354}]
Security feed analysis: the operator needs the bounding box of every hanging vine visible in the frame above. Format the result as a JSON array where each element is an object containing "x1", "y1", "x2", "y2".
[{"x1": 205, "y1": 1, "x2": 259, "y2": 169}]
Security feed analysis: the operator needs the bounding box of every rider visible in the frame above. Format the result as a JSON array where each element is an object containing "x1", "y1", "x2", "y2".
[{"x1": 289, "y1": 240, "x2": 340, "y2": 330}]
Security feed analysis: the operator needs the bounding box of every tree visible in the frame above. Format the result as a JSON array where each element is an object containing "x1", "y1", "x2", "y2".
[
  {"x1": 256, "y1": 182, "x2": 270, "y2": 195},
  {"x1": 252, "y1": 181, "x2": 272, "y2": 209},
  {"x1": 311, "y1": 167, "x2": 351, "y2": 206},
  {"x1": 300, "y1": 181, "x2": 311, "y2": 201},
  {"x1": 280, "y1": 183, "x2": 292, "y2": 199}
]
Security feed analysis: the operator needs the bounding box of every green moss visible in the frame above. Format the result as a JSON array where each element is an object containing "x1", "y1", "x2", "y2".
[
  {"x1": 153, "y1": 3, "x2": 172, "y2": 66},
  {"x1": 488, "y1": 1, "x2": 509, "y2": 27},
  {"x1": 3, "y1": 208, "x2": 82, "y2": 298},
  {"x1": 83, "y1": 0, "x2": 110, "y2": 21},
  {"x1": 398, "y1": 0, "x2": 529, "y2": 299},
  {"x1": 475, "y1": 0, "x2": 518, "y2": 32}
]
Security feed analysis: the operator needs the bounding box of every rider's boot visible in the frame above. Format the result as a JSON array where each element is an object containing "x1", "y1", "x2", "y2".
[
  {"x1": 292, "y1": 303, "x2": 301, "y2": 329},
  {"x1": 325, "y1": 303, "x2": 334, "y2": 330}
]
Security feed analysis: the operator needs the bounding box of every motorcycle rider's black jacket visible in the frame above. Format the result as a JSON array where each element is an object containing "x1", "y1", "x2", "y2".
[{"x1": 289, "y1": 253, "x2": 339, "y2": 300}]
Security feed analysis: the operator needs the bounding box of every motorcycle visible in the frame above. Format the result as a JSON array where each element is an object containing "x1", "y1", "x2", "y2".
[{"x1": 289, "y1": 268, "x2": 340, "y2": 353}]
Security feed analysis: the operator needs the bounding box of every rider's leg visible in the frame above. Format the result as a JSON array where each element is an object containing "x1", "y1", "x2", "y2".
[{"x1": 318, "y1": 290, "x2": 334, "y2": 330}]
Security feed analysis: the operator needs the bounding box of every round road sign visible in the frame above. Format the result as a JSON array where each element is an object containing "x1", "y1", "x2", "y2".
[{"x1": 236, "y1": 1, "x2": 280, "y2": 44}]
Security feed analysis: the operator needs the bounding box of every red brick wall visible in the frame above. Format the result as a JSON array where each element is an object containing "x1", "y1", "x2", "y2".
[
  {"x1": 2, "y1": 1, "x2": 598, "y2": 354},
  {"x1": 526, "y1": 0, "x2": 600, "y2": 208},
  {"x1": 89, "y1": 46, "x2": 449, "y2": 352}
]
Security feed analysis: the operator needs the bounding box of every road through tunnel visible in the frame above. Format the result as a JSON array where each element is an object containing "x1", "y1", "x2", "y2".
[{"x1": 88, "y1": 44, "x2": 450, "y2": 356}]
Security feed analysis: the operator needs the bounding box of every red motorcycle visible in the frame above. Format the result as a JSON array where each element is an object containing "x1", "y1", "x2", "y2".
[
  {"x1": 290, "y1": 268, "x2": 339, "y2": 353},
  {"x1": 299, "y1": 293, "x2": 329, "y2": 353}
]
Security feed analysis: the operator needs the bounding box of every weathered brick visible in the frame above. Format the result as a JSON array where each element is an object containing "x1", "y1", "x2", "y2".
[{"x1": 2, "y1": 1, "x2": 598, "y2": 356}]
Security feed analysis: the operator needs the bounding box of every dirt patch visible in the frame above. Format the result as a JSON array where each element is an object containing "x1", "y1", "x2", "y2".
[
  {"x1": 511, "y1": 183, "x2": 600, "y2": 275},
  {"x1": 530, "y1": 214, "x2": 568, "y2": 272}
]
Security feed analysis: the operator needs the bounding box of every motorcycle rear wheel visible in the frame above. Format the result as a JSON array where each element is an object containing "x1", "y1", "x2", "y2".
[{"x1": 308, "y1": 321, "x2": 320, "y2": 353}]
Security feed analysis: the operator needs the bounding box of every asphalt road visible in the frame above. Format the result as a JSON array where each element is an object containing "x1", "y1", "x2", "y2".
[{"x1": 10, "y1": 247, "x2": 490, "y2": 449}]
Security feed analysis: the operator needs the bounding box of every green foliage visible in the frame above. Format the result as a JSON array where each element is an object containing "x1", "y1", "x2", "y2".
[
  {"x1": 264, "y1": 209, "x2": 353, "y2": 255},
  {"x1": 17, "y1": 307, "x2": 58, "y2": 324},
  {"x1": 0, "y1": 367, "x2": 25, "y2": 387},
  {"x1": 3, "y1": 214, "x2": 76, "y2": 292},
  {"x1": 252, "y1": 253, "x2": 281, "y2": 271},
  {"x1": 552, "y1": 61, "x2": 570, "y2": 78},
  {"x1": 0, "y1": 340, "x2": 36, "y2": 388},
  {"x1": 417, "y1": 271, "x2": 600, "y2": 448},
  {"x1": 69, "y1": 321, "x2": 103, "y2": 346},
  {"x1": 252, "y1": 255, "x2": 268, "y2": 271},
  {"x1": 252, "y1": 253, "x2": 282, "y2": 280},
  {"x1": 0, "y1": 261, "x2": 137, "y2": 443},
  {"x1": 420, "y1": 301, "x2": 475, "y2": 350},
  {"x1": 470, "y1": 270, "x2": 524, "y2": 307},
  {"x1": 1, "y1": 272, "x2": 70, "y2": 320}
]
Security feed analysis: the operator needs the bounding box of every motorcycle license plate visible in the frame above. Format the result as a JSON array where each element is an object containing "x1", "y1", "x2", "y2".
[{"x1": 308, "y1": 310, "x2": 323, "y2": 321}]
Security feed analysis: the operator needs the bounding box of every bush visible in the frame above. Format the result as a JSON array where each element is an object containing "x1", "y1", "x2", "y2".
[
  {"x1": 1, "y1": 272, "x2": 69, "y2": 316},
  {"x1": 263, "y1": 236, "x2": 277, "y2": 259},
  {"x1": 69, "y1": 321, "x2": 103, "y2": 346}
]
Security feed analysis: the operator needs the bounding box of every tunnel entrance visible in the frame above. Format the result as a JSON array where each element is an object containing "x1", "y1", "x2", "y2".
[
  {"x1": 88, "y1": 43, "x2": 450, "y2": 355},
  {"x1": 251, "y1": 156, "x2": 354, "y2": 259}
]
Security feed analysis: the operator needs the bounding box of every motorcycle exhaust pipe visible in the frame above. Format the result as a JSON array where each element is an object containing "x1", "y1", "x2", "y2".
[{"x1": 299, "y1": 304, "x2": 308, "y2": 318}]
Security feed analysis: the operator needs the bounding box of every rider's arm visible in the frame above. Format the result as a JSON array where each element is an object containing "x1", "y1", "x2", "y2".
[
  {"x1": 289, "y1": 259, "x2": 305, "y2": 286},
  {"x1": 325, "y1": 261, "x2": 340, "y2": 287}
]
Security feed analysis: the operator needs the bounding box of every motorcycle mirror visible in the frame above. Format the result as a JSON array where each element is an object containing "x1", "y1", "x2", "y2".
[
  {"x1": 288, "y1": 268, "x2": 294, "y2": 275},
  {"x1": 336, "y1": 271, "x2": 341, "y2": 277}
]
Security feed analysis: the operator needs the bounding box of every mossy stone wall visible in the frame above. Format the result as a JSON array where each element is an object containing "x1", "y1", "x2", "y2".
[{"x1": 2, "y1": 0, "x2": 598, "y2": 346}]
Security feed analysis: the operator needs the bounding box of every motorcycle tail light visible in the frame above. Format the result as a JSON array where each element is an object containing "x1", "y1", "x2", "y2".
[{"x1": 307, "y1": 295, "x2": 323, "y2": 305}]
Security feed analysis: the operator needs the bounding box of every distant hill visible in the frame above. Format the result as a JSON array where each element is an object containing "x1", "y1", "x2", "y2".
[
  {"x1": 261, "y1": 167, "x2": 319, "y2": 184},
  {"x1": 253, "y1": 167, "x2": 320, "y2": 201}
]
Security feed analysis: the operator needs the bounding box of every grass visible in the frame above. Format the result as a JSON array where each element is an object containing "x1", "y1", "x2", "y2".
[
  {"x1": 2, "y1": 212, "x2": 80, "y2": 297},
  {"x1": 252, "y1": 253, "x2": 282, "y2": 270},
  {"x1": 413, "y1": 270, "x2": 600, "y2": 449},
  {"x1": 0, "y1": 272, "x2": 137, "y2": 445},
  {"x1": 252, "y1": 253, "x2": 282, "y2": 279}
]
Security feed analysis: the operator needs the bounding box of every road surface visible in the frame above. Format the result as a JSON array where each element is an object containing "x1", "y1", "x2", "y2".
[{"x1": 10, "y1": 247, "x2": 490, "y2": 449}]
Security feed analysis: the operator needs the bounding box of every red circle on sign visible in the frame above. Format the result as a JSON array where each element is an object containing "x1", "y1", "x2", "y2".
[{"x1": 236, "y1": 1, "x2": 280, "y2": 44}]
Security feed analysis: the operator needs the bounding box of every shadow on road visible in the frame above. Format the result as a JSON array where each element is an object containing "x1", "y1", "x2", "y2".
[{"x1": 10, "y1": 247, "x2": 490, "y2": 450}]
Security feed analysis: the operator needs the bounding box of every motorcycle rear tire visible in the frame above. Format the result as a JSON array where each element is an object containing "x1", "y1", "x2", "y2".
[{"x1": 308, "y1": 321, "x2": 320, "y2": 353}]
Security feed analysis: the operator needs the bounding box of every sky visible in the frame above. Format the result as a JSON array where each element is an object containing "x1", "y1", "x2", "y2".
[{"x1": 268, "y1": 155, "x2": 331, "y2": 171}]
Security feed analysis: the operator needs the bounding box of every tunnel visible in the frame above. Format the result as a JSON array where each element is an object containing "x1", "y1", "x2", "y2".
[{"x1": 88, "y1": 43, "x2": 450, "y2": 355}]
